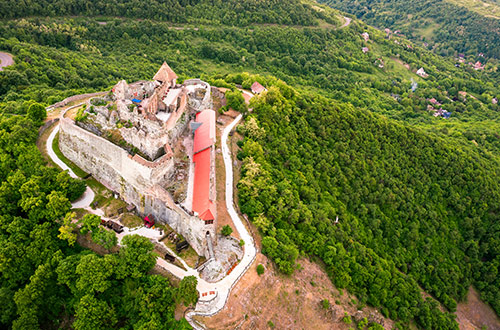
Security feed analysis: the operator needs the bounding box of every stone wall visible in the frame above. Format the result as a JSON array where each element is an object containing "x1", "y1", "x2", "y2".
[
  {"x1": 59, "y1": 117, "x2": 173, "y2": 194},
  {"x1": 38, "y1": 118, "x2": 59, "y2": 137},
  {"x1": 184, "y1": 79, "x2": 212, "y2": 111},
  {"x1": 143, "y1": 185, "x2": 215, "y2": 258},
  {"x1": 59, "y1": 117, "x2": 213, "y2": 256},
  {"x1": 48, "y1": 91, "x2": 108, "y2": 109},
  {"x1": 120, "y1": 124, "x2": 168, "y2": 160}
]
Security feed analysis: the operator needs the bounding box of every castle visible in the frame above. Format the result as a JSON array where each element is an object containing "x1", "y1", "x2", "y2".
[{"x1": 59, "y1": 62, "x2": 217, "y2": 257}]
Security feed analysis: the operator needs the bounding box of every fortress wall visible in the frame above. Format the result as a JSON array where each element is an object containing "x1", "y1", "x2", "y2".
[
  {"x1": 59, "y1": 118, "x2": 212, "y2": 256},
  {"x1": 59, "y1": 118, "x2": 173, "y2": 192},
  {"x1": 184, "y1": 79, "x2": 212, "y2": 111},
  {"x1": 48, "y1": 91, "x2": 108, "y2": 109},
  {"x1": 142, "y1": 185, "x2": 216, "y2": 258}
]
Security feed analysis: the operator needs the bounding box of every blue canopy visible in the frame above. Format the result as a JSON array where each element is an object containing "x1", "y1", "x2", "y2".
[{"x1": 132, "y1": 98, "x2": 142, "y2": 103}]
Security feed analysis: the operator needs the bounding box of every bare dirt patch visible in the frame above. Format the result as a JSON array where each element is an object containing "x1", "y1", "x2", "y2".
[
  {"x1": 198, "y1": 254, "x2": 393, "y2": 329},
  {"x1": 392, "y1": 57, "x2": 411, "y2": 70},
  {"x1": 456, "y1": 287, "x2": 500, "y2": 330},
  {"x1": 215, "y1": 110, "x2": 243, "y2": 240},
  {"x1": 47, "y1": 96, "x2": 95, "y2": 120},
  {"x1": 0, "y1": 52, "x2": 14, "y2": 70},
  {"x1": 215, "y1": 117, "x2": 239, "y2": 240}
]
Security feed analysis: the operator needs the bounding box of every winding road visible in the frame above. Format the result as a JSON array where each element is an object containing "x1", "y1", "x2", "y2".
[{"x1": 46, "y1": 106, "x2": 257, "y2": 329}]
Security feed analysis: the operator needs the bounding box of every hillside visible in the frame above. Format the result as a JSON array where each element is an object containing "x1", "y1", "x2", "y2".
[
  {"x1": 0, "y1": 0, "x2": 500, "y2": 329},
  {"x1": 320, "y1": 0, "x2": 500, "y2": 59},
  {"x1": 2, "y1": 14, "x2": 500, "y2": 155},
  {"x1": 0, "y1": 0, "x2": 337, "y2": 26},
  {"x1": 237, "y1": 77, "x2": 500, "y2": 328},
  {"x1": 447, "y1": 0, "x2": 500, "y2": 19}
]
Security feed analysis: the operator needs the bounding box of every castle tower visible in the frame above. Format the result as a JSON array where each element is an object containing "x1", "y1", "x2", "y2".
[{"x1": 153, "y1": 61, "x2": 178, "y2": 88}]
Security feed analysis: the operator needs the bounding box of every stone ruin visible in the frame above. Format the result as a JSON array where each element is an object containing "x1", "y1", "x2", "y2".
[{"x1": 59, "y1": 62, "x2": 218, "y2": 258}]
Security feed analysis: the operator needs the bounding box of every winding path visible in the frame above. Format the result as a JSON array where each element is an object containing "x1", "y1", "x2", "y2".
[
  {"x1": 340, "y1": 16, "x2": 352, "y2": 29},
  {"x1": 46, "y1": 106, "x2": 95, "y2": 209},
  {"x1": 185, "y1": 114, "x2": 257, "y2": 327},
  {"x1": 46, "y1": 105, "x2": 257, "y2": 328}
]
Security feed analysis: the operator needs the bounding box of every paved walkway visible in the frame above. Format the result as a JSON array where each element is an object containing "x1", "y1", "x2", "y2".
[
  {"x1": 47, "y1": 123, "x2": 95, "y2": 209},
  {"x1": 45, "y1": 99, "x2": 257, "y2": 329}
]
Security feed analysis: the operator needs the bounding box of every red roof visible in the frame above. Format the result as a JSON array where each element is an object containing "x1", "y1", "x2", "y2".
[
  {"x1": 192, "y1": 148, "x2": 215, "y2": 220},
  {"x1": 154, "y1": 62, "x2": 178, "y2": 83},
  {"x1": 251, "y1": 81, "x2": 266, "y2": 94},
  {"x1": 193, "y1": 110, "x2": 216, "y2": 154}
]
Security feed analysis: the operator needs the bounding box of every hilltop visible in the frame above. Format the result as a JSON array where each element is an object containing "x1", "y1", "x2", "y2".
[{"x1": 0, "y1": 0, "x2": 499, "y2": 329}]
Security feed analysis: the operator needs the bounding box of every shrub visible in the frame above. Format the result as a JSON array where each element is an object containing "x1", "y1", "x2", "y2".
[
  {"x1": 256, "y1": 264, "x2": 265, "y2": 275},
  {"x1": 225, "y1": 89, "x2": 248, "y2": 113},
  {"x1": 321, "y1": 299, "x2": 330, "y2": 310},
  {"x1": 221, "y1": 225, "x2": 233, "y2": 236},
  {"x1": 27, "y1": 102, "x2": 46, "y2": 123},
  {"x1": 75, "y1": 107, "x2": 88, "y2": 122}
]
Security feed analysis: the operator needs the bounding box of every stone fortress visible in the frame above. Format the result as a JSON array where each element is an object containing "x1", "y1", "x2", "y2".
[{"x1": 59, "y1": 62, "x2": 218, "y2": 258}]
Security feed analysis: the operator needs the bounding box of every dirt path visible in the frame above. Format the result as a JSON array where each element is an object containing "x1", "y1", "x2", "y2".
[
  {"x1": 0, "y1": 52, "x2": 14, "y2": 70},
  {"x1": 340, "y1": 16, "x2": 352, "y2": 29}
]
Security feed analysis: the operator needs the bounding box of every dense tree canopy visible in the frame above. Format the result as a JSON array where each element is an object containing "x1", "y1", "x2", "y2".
[
  {"x1": 237, "y1": 80, "x2": 500, "y2": 328},
  {"x1": 320, "y1": 0, "x2": 500, "y2": 59},
  {"x1": 0, "y1": 1, "x2": 499, "y2": 328},
  {"x1": 0, "y1": 0, "x2": 336, "y2": 27},
  {"x1": 0, "y1": 110, "x2": 192, "y2": 328}
]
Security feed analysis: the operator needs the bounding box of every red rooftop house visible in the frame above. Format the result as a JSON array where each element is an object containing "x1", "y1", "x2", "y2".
[
  {"x1": 251, "y1": 81, "x2": 267, "y2": 94},
  {"x1": 191, "y1": 110, "x2": 216, "y2": 225}
]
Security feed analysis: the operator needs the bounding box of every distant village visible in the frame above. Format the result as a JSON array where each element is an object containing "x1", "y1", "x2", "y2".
[{"x1": 359, "y1": 29, "x2": 499, "y2": 120}]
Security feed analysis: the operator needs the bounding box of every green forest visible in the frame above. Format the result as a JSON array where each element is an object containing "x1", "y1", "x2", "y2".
[
  {"x1": 0, "y1": 0, "x2": 499, "y2": 328},
  {"x1": 320, "y1": 0, "x2": 500, "y2": 59},
  {"x1": 0, "y1": 0, "x2": 334, "y2": 26},
  {"x1": 0, "y1": 111, "x2": 197, "y2": 328},
  {"x1": 237, "y1": 77, "x2": 500, "y2": 329}
]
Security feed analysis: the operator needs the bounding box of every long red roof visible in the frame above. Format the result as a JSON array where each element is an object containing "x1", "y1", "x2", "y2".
[
  {"x1": 193, "y1": 110, "x2": 216, "y2": 154},
  {"x1": 192, "y1": 148, "x2": 215, "y2": 220}
]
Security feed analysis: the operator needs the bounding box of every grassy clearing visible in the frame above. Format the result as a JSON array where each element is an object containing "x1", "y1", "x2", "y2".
[
  {"x1": 85, "y1": 177, "x2": 114, "y2": 209},
  {"x1": 52, "y1": 132, "x2": 88, "y2": 178},
  {"x1": 104, "y1": 199, "x2": 128, "y2": 217},
  {"x1": 415, "y1": 21, "x2": 440, "y2": 39},
  {"x1": 85, "y1": 177, "x2": 108, "y2": 195},
  {"x1": 72, "y1": 208, "x2": 89, "y2": 220},
  {"x1": 446, "y1": 0, "x2": 500, "y2": 19},
  {"x1": 154, "y1": 245, "x2": 188, "y2": 271},
  {"x1": 387, "y1": 57, "x2": 417, "y2": 81},
  {"x1": 161, "y1": 237, "x2": 202, "y2": 269},
  {"x1": 120, "y1": 213, "x2": 143, "y2": 228}
]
